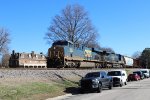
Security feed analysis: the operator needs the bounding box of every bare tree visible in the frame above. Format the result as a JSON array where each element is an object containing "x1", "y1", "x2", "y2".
[
  {"x1": 0, "y1": 28, "x2": 10, "y2": 55},
  {"x1": 132, "y1": 51, "x2": 141, "y2": 59},
  {"x1": 45, "y1": 4, "x2": 99, "y2": 48},
  {"x1": 1, "y1": 53, "x2": 10, "y2": 68}
]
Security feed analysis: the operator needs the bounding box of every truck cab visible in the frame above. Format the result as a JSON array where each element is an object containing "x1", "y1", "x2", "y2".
[
  {"x1": 107, "y1": 70, "x2": 127, "y2": 87},
  {"x1": 79, "y1": 71, "x2": 113, "y2": 93}
]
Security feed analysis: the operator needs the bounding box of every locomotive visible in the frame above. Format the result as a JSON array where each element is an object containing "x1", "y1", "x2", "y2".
[{"x1": 47, "y1": 40, "x2": 134, "y2": 68}]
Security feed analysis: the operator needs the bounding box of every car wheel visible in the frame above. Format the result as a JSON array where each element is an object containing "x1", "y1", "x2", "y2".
[
  {"x1": 125, "y1": 82, "x2": 127, "y2": 85},
  {"x1": 120, "y1": 83, "x2": 122, "y2": 87},
  {"x1": 120, "y1": 81, "x2": 123, "y2": 87},
  {"x1": 109, "y1": 83, "x2": 112, "y2": 90},
  {"x1": 97, "y1": 84, "x2": 102, "y2": 93},
  {"x1": 79, "y1": 88, "x2": 84, "y2": 94}
]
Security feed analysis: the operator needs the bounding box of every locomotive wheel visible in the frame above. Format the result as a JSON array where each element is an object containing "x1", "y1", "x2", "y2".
[
  {"x1": 95, "y1": 63, "x2": 99, "y2": 68},
  {"x1": 75, "y1": 62, "x2": 80, "y2": 68}
]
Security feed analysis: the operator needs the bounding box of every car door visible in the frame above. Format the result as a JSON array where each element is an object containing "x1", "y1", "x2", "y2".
[
  {"x1": 103, "y1": 71, "x2": 110, "y2": 86},
  {"x1": 101, "y1": 72, "x2": 108, "y2": 87}
]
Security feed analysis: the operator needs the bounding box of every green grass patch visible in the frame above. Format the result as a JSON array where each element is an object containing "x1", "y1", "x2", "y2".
[
  {"x1": 58, "y1": 80, "x2": 78, "y2": 87},
  {"x1": 125, "y1": 69, "x2": 133, "y2": 75},
  {"x1": 0, "y1": 80, "x2": 78, "y2": 100}
]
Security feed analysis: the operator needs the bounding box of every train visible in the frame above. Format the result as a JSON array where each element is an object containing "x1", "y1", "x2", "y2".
[{"x1": 47, "y1": 40, "x2": 138, "y2": 68}]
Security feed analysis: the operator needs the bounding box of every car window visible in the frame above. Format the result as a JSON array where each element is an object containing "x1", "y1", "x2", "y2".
[
  {"x1": 108, "y1": 71, "x2": 121, "y2": 76},
  {"x1": 122, "y1": 73, "x2": 125, "y2": 76},
  {"x1": 133, "y1": 71, "x2": 141, "y2": 75},
  {"x1": 133, "y1": 72, "x2": 139, "y2": 74},
  {"x1": 141, "y1": 71, "x2": 147, "y2": 73},
  {"x1": 101, "y1": 72, "x2": 107, "y2": 78}
]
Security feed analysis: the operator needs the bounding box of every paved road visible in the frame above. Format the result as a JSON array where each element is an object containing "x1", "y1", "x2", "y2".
[{"x1": 51, "y1": 78, "x2": 150, "y2": 100}]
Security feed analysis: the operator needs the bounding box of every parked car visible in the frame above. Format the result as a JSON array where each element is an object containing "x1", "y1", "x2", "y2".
[
  {"x1": 128, "y1": 73, "x2": 140, "y2": 81},
  {"x1": 79, "y1": 71, "x2": 113, "y2": 93},
  {"x1": 133, "y1": 71, "x2": 144, "y2": 80},
  {"x1": 140, "y1": 69, "x2": 150, "y2": 78},
  {"x1": 107, "y1": 70, "x2": 127, "y2": 87}
]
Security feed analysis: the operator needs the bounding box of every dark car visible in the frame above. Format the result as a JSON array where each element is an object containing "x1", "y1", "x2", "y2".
[
  {"x1": 128, "y1": 73, "x2": 140, "y2": 81},
  {"x1": 133, "y1": 71, "x2": 144, "y2": 80},
  {"x1": 79, "y1": 71, "x2": 113, "y2": 93}
]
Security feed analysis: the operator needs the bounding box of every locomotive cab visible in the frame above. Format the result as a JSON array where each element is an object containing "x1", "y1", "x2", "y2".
[{"x1": 47, "y1": 40, "x2": 74, "y2": 68}]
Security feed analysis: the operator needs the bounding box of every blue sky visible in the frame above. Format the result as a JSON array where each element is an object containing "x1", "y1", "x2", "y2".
[{"x1": 0, "y1": 0, "x2": 150, "y2": 56}]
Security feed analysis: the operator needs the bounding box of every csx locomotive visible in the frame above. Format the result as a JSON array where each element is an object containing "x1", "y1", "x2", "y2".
[{"x1": 47, "y1": 40, "x2": 136, "y2": 68}]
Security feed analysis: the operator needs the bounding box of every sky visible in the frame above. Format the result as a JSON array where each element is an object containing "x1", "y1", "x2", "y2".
[{"x1": 0, "y1": 0, "x2": 150, "y2": 56}]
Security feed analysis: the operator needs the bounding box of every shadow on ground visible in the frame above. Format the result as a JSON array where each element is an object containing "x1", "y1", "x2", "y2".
[
  {"x1": 64, "y1": 87, "x2": 112, "y2": 95},
  {"x1": 51, "y1": 73, "x2": 81, "y2": 95},
  {"x1": 64, "y1": 87, "x2": 80, "y2": 95}
]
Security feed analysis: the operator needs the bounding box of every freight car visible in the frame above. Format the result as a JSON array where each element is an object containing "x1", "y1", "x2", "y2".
[
  {"x1": 123, "y1": 56, "x2": 134, "y2": 67},
  {"x1": 47, "y1": 40, "x2": 126, "y2": 68}
]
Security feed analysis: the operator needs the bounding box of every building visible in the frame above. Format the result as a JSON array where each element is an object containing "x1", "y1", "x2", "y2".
[{"x1": 9, "y1": 50, "x2": 47, "y2": 68}]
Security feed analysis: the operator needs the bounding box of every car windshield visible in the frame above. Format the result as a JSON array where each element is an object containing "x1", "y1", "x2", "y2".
[
  {"x1": 85, "y1": 72, "x2": 100, "y2": 78},
  {"x1": 107, "y1": 71, "x2": 121, "y2": 76},
  {"x1": 141, "y1": 71, "x2": 147, "y2": 73},
  {"x1": 129, "y1": 74, "x2": 134, "y2": 76},
  {"x1": 133, "y1": 72, "x2": 141, "y2": 75}
]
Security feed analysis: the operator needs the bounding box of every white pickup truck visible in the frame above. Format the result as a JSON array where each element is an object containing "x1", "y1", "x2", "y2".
[{"x1": 107, "y1": 70, "x2": 127, "y2": 87}]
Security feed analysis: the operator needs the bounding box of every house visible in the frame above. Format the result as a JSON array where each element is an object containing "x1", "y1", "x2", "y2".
[{"x1": 9, "y1": 50, "x2": 47, "y2": 68}]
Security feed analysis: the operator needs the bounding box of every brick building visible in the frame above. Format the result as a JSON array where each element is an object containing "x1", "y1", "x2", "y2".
[{"x1": 9, "y1": 50, "x2": 47, "y2": 68}]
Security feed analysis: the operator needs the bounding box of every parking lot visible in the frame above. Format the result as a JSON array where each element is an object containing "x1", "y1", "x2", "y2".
[{"x1": 51, "y1": 78, "x2": 150, "y2": 100}]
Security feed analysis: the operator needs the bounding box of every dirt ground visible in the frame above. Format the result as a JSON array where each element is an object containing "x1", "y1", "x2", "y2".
[{"x1": 0, "y1": 77, "x2": 53, "y2": 86}]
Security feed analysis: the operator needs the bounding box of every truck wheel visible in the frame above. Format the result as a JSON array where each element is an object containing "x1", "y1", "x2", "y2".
[
  {"x1": 120, "y1": 80, "x2": 123, "y2": 87},
  {"x1": 109, "y1": 83, "x2": 112, "y2": 89},
  {"x1": 80, "y1": 89, "x2": 84, "y2": 94},
  {"x1": 120, "y1": 82, "x2": 123, "y2": 87},
  {"x1": 125, "y1": 82, "x2": 127, "y2": 85},
  {"x1": 120, "y1": 84, "x2": 122, "y2": 87},
  {"x1": 97, "y1": 84, "x2": 102, "y2": 93}
]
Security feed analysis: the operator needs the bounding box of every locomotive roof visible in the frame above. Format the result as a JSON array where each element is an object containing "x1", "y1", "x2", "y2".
[
  {"x1": 52, "y1": 40, "x2": 73, "y2": 46},
  {"x1": 53, "y1": 40, "x2": 73, "y2": 43}
]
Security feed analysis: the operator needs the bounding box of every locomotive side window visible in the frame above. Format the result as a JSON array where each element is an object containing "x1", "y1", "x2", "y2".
[
  {"x1": 70, "y1": 54, "x2": 73, "y2": 57},
  {"x1": 82, "y1": 46, "x2": 84, "y2": 50},
  {"x1": 74, "y1": 44, "x2": 80, "y2": 50},
  {"x1": 79, "y1": 45, "x2": 82, "y2": 50},
  {"x1": 69, "y1": 43, "x2": 73, "y2": 47}
]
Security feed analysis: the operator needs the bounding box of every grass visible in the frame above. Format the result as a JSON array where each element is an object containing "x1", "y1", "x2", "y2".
[
  {"x1": 0, "y1": 80, "x2": 78, "y2": 100},
  {"x1": 125, "y1": 69, "x2": 134, "y2": 75}
]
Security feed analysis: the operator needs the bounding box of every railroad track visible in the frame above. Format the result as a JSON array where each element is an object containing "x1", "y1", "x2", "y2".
[{"x1": 0, "y1": 67, "x2": 140, "y2": 70}]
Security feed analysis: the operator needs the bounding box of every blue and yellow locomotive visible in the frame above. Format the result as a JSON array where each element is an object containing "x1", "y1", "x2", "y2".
[{"x1": 47, "y1": 40, "x2": 125, "y2": 68}]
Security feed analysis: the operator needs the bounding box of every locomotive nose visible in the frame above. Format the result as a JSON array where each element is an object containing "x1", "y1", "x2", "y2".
[{"x1": 48, "y1": 46, "x2": 64, "y2": 68}]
